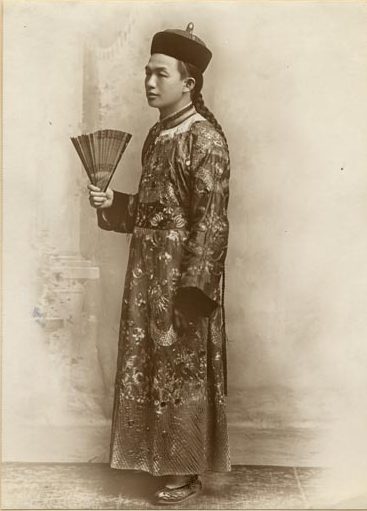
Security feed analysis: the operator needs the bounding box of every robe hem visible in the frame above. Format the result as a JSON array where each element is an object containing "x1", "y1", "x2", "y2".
[{"x1": 109, "y1": 461, "x2": 232, "y2": 476}]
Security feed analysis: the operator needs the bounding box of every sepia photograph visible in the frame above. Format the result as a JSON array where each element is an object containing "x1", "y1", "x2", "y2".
[{"x1": 2, "y1": 0, "x2": 367, "y2": 508}]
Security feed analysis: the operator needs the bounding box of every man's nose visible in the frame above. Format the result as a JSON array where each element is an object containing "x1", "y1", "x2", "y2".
[{"x1": 146, "y1": 74, "x2": 156, "y2": 89}]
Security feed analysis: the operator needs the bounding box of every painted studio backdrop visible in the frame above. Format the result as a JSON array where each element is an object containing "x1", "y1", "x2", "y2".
[{"x1": 3, "y1": 0, "x2": 367, "y2": 500}]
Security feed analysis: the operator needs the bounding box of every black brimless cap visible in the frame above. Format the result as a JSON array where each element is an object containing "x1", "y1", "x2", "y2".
[{"x1": 150, "y1": 22, "x2": 212, "y2": 73}]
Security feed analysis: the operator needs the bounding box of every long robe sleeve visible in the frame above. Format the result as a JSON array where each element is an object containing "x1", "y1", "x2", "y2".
[
  {"x1": 175, "y1": 125, "x2": 230, "y2": 317},
  {"x1": 96, "y1": 189, "x2": 138, "y2": 233}
]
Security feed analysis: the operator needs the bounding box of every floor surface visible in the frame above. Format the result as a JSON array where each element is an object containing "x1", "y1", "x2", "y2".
[{"x1": 3, "y1": 462, "x2": 363, "y2": 510}]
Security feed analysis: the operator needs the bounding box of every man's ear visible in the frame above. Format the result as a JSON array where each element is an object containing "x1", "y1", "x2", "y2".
[{"x1": 183, "y1": 77, "x2": 196, "y2": 93}]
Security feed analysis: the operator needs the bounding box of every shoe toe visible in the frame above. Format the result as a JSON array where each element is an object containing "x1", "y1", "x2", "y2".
[{"x1": 152, "y1": 478, "x2": 202, "y2": 504}]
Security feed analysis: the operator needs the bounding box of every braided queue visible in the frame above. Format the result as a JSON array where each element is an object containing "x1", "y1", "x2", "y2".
[
  {"x1": 178, "y1": 61, "x2": 229, "y2": 395},
  {"x1": 192, "y1": 93, "x2": 229, "y2": 152}
]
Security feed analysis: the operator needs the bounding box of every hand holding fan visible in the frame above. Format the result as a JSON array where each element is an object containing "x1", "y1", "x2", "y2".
[{"x1": 70, "y1": 129, "x2": 132, "y2": 192}]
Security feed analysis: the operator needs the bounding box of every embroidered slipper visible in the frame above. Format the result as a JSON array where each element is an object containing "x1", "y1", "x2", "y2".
[{"x1": 152, "y1": 475, "x2": 202, "y2": 505}]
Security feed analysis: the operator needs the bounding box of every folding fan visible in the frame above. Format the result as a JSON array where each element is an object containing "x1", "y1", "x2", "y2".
[{"x1": 70, "y1": 129, "x2": 132, "y2": 192}]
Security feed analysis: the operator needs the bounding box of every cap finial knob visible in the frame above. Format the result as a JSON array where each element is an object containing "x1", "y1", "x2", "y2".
[{"x1": 186, "y1": 22, "x2": 194, "y2": 35}]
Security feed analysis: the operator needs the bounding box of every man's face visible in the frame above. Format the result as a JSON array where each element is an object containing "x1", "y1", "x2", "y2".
[{"x1": 145, "y1": 53, "x2": 187, "y2": 110}]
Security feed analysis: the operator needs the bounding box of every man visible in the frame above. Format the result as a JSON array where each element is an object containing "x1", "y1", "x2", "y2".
[{"x1": 88, "y1": 22, "x2": 231, "y2": 505}]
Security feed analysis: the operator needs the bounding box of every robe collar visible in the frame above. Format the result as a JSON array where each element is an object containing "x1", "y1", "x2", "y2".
[
  {"x1": 159, "y1": 101, "x2": 196, "y2": 130},
  {"x1": 141, "y1": 102, "x2": 197, "y2": 165}
]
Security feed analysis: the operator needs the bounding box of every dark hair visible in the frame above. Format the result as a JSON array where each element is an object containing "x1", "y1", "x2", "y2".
[{"x1": 177, "y1": 61, "x2": 229, "y2": 150}]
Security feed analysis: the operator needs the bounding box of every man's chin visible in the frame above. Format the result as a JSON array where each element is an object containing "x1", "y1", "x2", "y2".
[{"x1": 147, "y1": 96, "x2": 161, "y2": 106}]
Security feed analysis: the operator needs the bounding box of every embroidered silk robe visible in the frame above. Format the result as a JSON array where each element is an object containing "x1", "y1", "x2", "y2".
[{"x1": 97, "y1": 106, "x2": 231, "y2": 476}]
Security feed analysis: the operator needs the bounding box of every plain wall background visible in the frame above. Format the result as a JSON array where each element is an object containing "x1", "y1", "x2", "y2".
[{"x1": 3, "y1": 0, "x2": 367, "y2": 502}]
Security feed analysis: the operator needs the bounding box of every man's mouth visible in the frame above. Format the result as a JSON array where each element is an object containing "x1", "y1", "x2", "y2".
[{"x1": 147, "y1": 92, "x2": 159, "y2": 98}]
